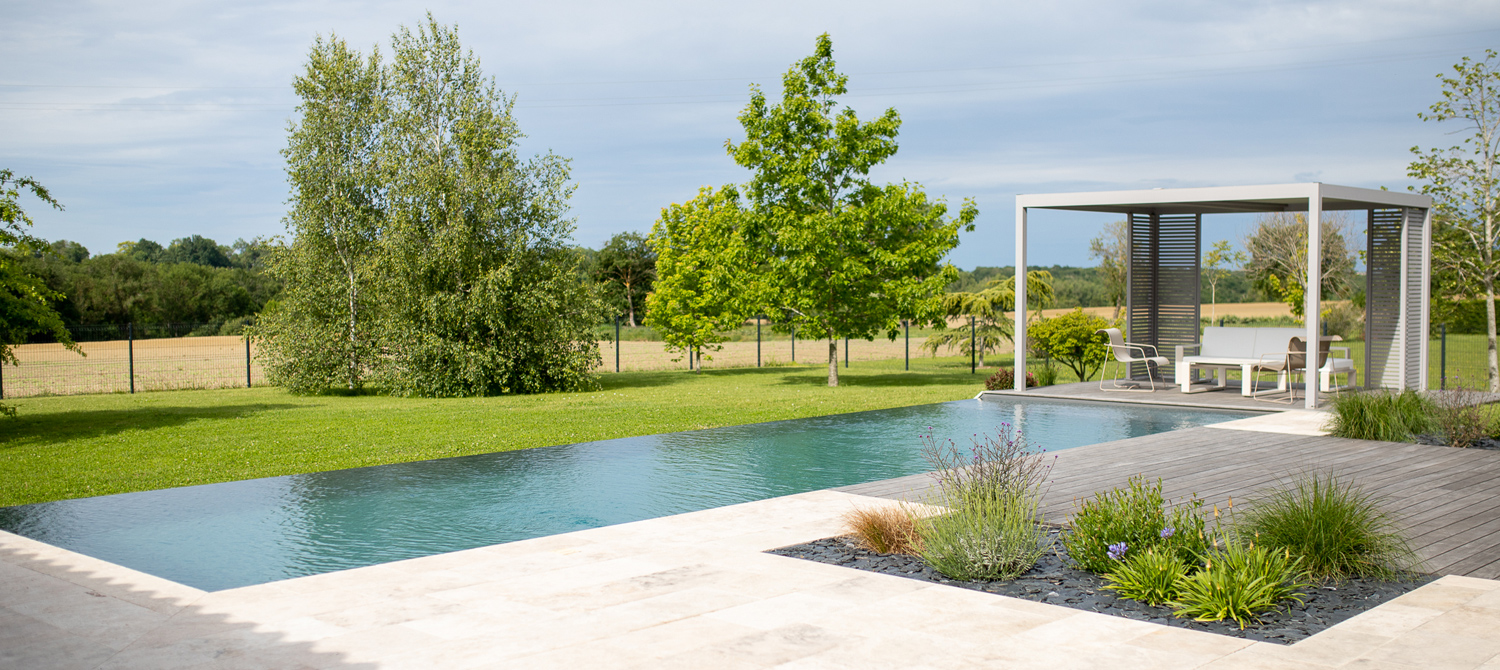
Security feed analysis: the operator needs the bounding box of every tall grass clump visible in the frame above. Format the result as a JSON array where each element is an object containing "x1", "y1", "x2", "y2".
[
  {"x1": 1062, "y1": 475, "x2": 1208, "y2": 573},
  {"x1": 1236, "y1": 472, "x2": 1420, "y2": 582},
  {"x1": 1103, "y1": 548, "x2": 1188, "y2": 606},
  {"x1": 1171, "y1": 542, "x2": 1309, "y2": 629},
  {"x1": 915, "y1": 425, "x2": 1053, "y2": 580},
  {"x1": 1431, "y1": 379, "x2": 1494, "y2": 448},
  {"x1": 843, "y1": 505, "x2": 921, "y2": 555},
  {"x1": 1325, "y1": 390, "x2": 1435, "y2": 442}
]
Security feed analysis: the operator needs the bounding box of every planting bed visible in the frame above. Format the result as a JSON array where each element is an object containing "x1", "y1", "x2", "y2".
[{"x1": 770, "y1": 529, "x2": 1434, "y2": 645}]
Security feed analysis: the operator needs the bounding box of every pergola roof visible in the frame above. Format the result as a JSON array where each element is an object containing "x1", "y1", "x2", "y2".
[{"x1": 1016, "y1": 183, "x2": 1432, "y2": 215}]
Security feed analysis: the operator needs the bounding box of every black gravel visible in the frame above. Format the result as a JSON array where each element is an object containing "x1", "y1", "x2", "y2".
[
  {"x1": 769, "y1": 528, "x2": 1435, "y2": 645},
  {"x1": 1414, "y1": 433, "x2": 1500, "y2": 450}
]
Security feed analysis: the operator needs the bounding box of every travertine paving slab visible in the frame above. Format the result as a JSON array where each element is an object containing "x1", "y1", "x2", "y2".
[{"x1": 4, "y1": 489, "x2": 1500, "y2": 669}]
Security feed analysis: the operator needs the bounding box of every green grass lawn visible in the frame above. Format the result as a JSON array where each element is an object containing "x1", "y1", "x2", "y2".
[{"x1": 0, "y1": 355, "x2": 995, "y2": 507}]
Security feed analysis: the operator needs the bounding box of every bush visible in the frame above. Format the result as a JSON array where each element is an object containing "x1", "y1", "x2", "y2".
[
  {"x1": 1171, "y1": 542, "x2": 1309, "y2": 629},
  {"x1": 1062, "y1": 475, "x2": 1208, "y2": 573},
  {"x1": 1236, "y1": 472, "x2": 1419, "y2": 582},
  {"x1": 984, "y1": 367, "x2": 1037, "y2": 391},
  {"x1": 843, "y1": 505, "x2": 921, "y2": 555},
  {"x1": 915, "y1": 426, "x2": 1053, "y2": 580},
  {"x1": 1326, "y1": 391, "x2": 1435, "y2": 442},
  {"x1": 1028, "y1": 309, "x2": 1112, "y2": 382},
  {"x1": 1320, "y1": 301, "x2": 1364, "y2": 341},
  {"x1": 1104, "y1": 548, "x2": 1188, "y2": 606},
  {"x1": 916, "y1": 490, "x2": 1049, "y2": 581},
  {"x1": 1431, "y1": 380, "x2": 1493, "y2": 448},
  {"x1": 1033, "y1": 363, "x2": 1058, "y2": 387}
]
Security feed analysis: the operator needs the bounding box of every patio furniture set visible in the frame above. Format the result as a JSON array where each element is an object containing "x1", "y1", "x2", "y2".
[{"x1": 1098, "y1": 326, "x2": 1358, "y2": 403}]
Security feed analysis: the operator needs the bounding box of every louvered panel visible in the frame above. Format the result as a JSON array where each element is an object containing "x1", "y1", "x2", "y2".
[
  {"x1": 1403, "y1": 207, "x2": 1426, "y2": 389},
  {"x1": 1366, "y1": 208, "x2": 1403, "y2": 389},
  {"x1": 1126, "y1": 212, "x2": 1200, "y2": 379}
]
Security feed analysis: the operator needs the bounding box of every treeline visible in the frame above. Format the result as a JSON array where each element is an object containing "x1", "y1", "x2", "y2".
[
  {"x1": 7, "y1": 235, "x2": 280, "y2": 334},
  {"x1": 946, "y1": 266, "x2": 1264, "y2": 308}
]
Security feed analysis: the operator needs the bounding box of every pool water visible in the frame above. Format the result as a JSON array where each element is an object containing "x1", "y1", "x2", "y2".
[{"x1": 0, "y1": 397, "x2": 1253, "y2": 591}]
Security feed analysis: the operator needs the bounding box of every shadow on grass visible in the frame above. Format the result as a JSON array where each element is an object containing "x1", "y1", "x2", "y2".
[
  {"x1": 0, "y1": 403, "x2": 301, "y2": 449},
  {"x1": 598, "y1": 362, "x2": 987, "y2": 391}
]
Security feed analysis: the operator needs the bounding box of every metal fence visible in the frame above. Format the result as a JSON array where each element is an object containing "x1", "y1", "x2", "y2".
[{"x1": 2, "y1": 323, "x2": 257, "y2": 398}]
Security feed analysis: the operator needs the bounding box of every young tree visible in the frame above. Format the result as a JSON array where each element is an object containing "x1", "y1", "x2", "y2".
[
  {"x1": 1027, "y1": 308, "x2": 1111, "y2": 382},
  {"x1": 377, "y1": 16, "x2": 601, "y2": 396},
  {"x1": 1203, "y1": 240, "x2": 1247, "y2": 322},
  {"x1": 727, "y1": 34, "x2": 977, "y2": 386},
  {"x1": 258, "y1": 34, "x2": 386, "y2": 392},
  {"x1": 1088, "y1": 220, "x2": 1128, "y2": 322},
  {"x1": 0, "y1": 169, "x2": 78, "y2": 417},
  {"x1": 1244, "y1": 212, "x2": 1356, "y2": 318},
  {"x1": 922, "y1": 270, "x2": 1053, "y2": 367},
  {"x1": 645, "y1": 186, "x2": 756, "y2": 367},
  {"x1": 594, "y1": 231, "x2": 656, "y2": 327},
  {"x1": 1409, "y1": 50, "x2": 1500, "y2": 389}
]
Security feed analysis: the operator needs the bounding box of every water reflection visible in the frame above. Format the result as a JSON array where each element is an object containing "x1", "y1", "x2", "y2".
[{"x1": 0, "y1": 397, "x2": 1251, "y2": 590}]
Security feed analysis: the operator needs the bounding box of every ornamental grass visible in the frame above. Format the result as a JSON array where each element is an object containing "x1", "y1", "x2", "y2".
[
  {"x1": 1236, "y1": 471, "x2": 1420, "y2": 582},
  {"x1": 843, "y1": 505, "x2": 922, "y2": 555}
]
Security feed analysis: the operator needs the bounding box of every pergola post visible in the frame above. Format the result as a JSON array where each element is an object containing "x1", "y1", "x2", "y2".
[
  {"x1": 1014, "y1": 203, "x2": 1028, "y2": 391},
  {"x1": 1305, "y1": 185, "x2": 1322, "y2": 409}
]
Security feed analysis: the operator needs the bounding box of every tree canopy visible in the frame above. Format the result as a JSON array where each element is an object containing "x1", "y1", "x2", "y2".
[
  {"x1": 0, "y1": 169, "x2": 78, "y2": 417},
  {"x1": 594, "y1": 231, "x2": 655, "y2": 327},
  {"x1": 716, "y1": 33, "x2": 977, "y2": 386}
]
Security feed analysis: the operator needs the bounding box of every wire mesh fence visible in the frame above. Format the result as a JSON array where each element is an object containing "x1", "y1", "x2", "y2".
[{"x1": 2, "y1": 324, "x2": 258, "y2": 399}]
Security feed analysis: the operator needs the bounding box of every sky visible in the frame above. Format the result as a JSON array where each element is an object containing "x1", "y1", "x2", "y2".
[{"x1": 4, "y1": 1, "x2": 1499, "y2": 270}]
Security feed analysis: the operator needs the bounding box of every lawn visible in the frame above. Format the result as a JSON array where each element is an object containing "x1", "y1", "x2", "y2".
[{"x1": 0, "y1": 355, "x2": 996, "y2": 506}]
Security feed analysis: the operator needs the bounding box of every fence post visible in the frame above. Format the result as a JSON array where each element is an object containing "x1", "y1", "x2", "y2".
[
  {"x1": 904, "y1": 319, "x2": 909, "y2": 371},
  {"x1": 791, "y1": 327, "x2": 795, "y2": 362},
  {"x1": 245, "y1": 335, "x2": 251, "y2": 388},
  {"x1": 128, "y1": 322, "x2": 135, "y2": 394},
  {"x1": 970, "y1": 316, "x2": 977, "y2": 374},
  {"x1": 1441, "y1": 323, "x2": 1448, "y2": 390},
  {"x1": 614, "y1": 315, "x2": 620, "y2": 373},
  {"x1": 756, "y1": 315, "x2": 762, "y2": 368},
  {"x1": 844, "y1": 336, "x2": 849, "y2": 368}
]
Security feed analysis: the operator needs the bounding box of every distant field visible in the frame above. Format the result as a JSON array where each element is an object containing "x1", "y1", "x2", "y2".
[{"x1": 4, "y1": 336, "x2": 259, "y2": 397}]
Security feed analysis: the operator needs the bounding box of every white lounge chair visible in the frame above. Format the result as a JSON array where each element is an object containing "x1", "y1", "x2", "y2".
[{"x1": 1098, "y1": 328, "x2": 1169, "y2": 392}]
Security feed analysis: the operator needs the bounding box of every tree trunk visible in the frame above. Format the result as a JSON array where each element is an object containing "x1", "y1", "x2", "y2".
[
  {"x1": 348, "y1": 266, "x2": 358, "y2": 390},
  {"x1": 827, "y1": 339, "x2": 839, "y2": 387},
  {"x1": 624, "y1": 284, "x2": 637, "y2": 328},
  {"x1": 1487, "y1": 276, "x2": 1498, "y2": 392}
]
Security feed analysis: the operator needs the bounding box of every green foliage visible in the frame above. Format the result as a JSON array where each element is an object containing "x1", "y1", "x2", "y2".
[
  {"x1": 1088, "y1": 220, "x2": 1128, "y2": 317},
  {"x1": 1237, "y1": 472, "x2": 1420, "y2": 582},
  {"x1": 1326, "y1": 390, "x2": 1436, "y2": 442},
  {"x1": 262, "y1": 18, "x2": 603, "y2": 396},
  {"x1": 1203, "y1": 240, "x2": 1247, "y2": 320},
  {"x1": 0, "y1": 169, "x2": 79, "y2": 417},
  {"x1": 915, "y1": 426, "x2": 1052, "y2": 580},
  {"x1": 923, "y1": 270, "x2": 1053, "y2": 366},
  {"x1": 916, "y1": 491, "x2": 1050, "y2": 581},
  {"x1": 1027, "y1": 308, "x2": 1111, "y2": 382},
  {"x1": 645, "y1": 186, "x2": 755, "y2": 365},
  {"x1": 593, "y1": 231, "x2": 655, "y2": 327},
  {"x1": 1410, "y1": 50, "x2": 1500, "y2": 390},
  {"x1": 1432, "y1": 379, "x2": 1494, "y2": 448},
  {"x1": 1244, "y1": 213, "x2": 1357, "y2": 318},
  {"x1": 1062, "y1": 475, "x2": 1207, "y2": 573},
  {"x1": 947, "y1": 265, "x2": 1260, "y2": 308},
  {"x1": 1033, "y1": 362, "x2": 1059, "y2": 387},
  {"x1": 1171, "y1": 543, "x2": 1309, "y2": 629},
  {"x1": 725, "y1": 34, "x2": 977, "y2": 387},
  {"x1": 1104, "y1": 548, "x2": 1189, "y2": 606}
]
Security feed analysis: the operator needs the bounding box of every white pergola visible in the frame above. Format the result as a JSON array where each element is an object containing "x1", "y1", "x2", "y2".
[{"x1": 1013, "y1": 183, "x2": 1434, "y2": 409}]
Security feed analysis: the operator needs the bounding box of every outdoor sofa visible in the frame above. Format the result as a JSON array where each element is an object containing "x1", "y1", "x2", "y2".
[{"x1": 1173, "y1": 326, "x2": 1356, "y2": 395}]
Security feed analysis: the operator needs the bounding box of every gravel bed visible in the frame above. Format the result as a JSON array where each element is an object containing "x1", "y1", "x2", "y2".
[
  {"x1": 1415, "y1": 433, "x2": 1500, "y2": 450},
  {"x1": 769, "y1": 528, "x2": 1434, "y2": 645}
]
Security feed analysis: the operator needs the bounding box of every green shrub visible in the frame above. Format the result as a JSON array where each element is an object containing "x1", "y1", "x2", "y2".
[
  {"x1": 1034, "y1": 363, "x2": 1059, "y2": 387},
  {"x1": 1171, "y1": 542, "x2": 1309, "y2": 629},
  {"x1": 1326, "y1": 390, "x2": 1435, "y2": 442},
  {"x1": 1028, "y1": 308, "x2": 1111, "y2": 382},
  {"x1": 916, "y1": 490, "x2": 1049, "y2": 581},
  {"x1": 1236, "y1": 472, "x2": 1420, "y2": 582},
  {"x1": 1062, "y1": 476, "x2": 1208, "y2": 573},
  {"x1": 1104, "y1": 548, "x2": 1188, "y2": 606}
]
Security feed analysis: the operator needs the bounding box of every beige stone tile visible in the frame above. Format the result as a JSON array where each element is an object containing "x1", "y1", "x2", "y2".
[
  {"x1": 396, "y1": 597, "x2": 563, "y2": 641},
  {"x1": 1194, "y1": 645, "x2": 1339, "y2": 670},
  {"x1": 591, "y1": 614, "x2": 761, "y2": 662},
  {"x1": 1359, "y1": 628, "x2": 1500, "y2": 668},
  {"x1": 310, "y1": 594, "x2": 461, "y2": 633},
  {"x1": 706, "y1": 591, "x2": 859, "y2": 631},
  {"x1": 308, "y1": 624, "x2": 444, "y2": 665},
  {"x1": 1249, "y1": 629, "x2": 1396, "y2": 668},
  {"x1": 0, "y1": 630, "x2": 117, "y2": 670},
  {"x1": 1417, "y1": 605, "x2": 1500, "y2": 638},
  {"x1": 1124, "y1": 626, "x2": 1254, "y2": 660},
  {"x1": 777, "y1": 627, "x2": 981, "y2": 670},
  {"x1": 646, "y1": 622, "x2": 846, "y2": 669},
  {"x1": 1327, "y1": 602, "x2": 1443, "y2": 638},
  {"x1": 1467, "y1": 587, "x2": 1500, "y2": 612},
  {"x1": 1434, "y1": 575, "x2": 1500, "y2": 592},
  {"x1": 8, "y1": 587, "x2": 171, "y2": 651},
  {"x1": 1387, "y1": 583, "x2": 1488, "y2": 611}
]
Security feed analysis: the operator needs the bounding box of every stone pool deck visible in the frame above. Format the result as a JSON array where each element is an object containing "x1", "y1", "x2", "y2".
[{"x1": 6, "y1": 410, "x2": 1500, "y2": 668}]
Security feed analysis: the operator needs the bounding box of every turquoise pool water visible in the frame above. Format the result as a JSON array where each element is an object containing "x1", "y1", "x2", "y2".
[{"x1": 0, "y1": 397, "x2": 1253, "y2": 591}]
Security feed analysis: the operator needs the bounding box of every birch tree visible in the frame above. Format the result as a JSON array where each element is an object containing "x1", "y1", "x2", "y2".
[{"x1": 1410, "y1": 50, "x2": 1500, "y2": 390}]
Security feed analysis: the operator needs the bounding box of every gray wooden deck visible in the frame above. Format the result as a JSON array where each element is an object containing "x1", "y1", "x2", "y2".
[
  {"x1": 990, "y1": 380, "x2": 1333, "y2": 411},
  {"x1": 838, "y1": 424, "x2": 1500, "y2": 579}
]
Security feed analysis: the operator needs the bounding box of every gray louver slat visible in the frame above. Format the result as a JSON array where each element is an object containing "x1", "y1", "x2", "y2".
[
  {"x1": 1127, "y1": 213, "x2": 1200, "y2": 379},
  {"x1": 1366, "y1": 208, "x2": 1403, "y2": 389}
]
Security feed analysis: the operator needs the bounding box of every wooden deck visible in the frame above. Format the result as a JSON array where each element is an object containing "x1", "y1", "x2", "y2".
[
  {"x1": 839, "y1": 423, "x2": 1500, "y2": 579},
  {"x1": 990, "y1": 380, "x2": 1335, "y2": 411}
]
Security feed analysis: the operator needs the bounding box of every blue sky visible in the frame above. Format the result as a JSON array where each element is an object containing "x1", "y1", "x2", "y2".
[{"x1": 4, "y1": 1, "x2": 1499, "y2": 269}]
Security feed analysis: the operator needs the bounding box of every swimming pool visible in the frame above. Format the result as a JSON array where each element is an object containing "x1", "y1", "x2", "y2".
[{"x1": 0, "y1": 397, "x2": 1253, "y2": 591}]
